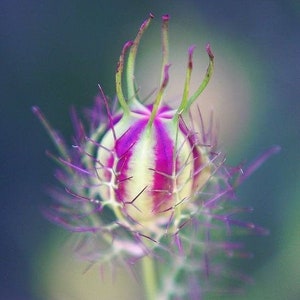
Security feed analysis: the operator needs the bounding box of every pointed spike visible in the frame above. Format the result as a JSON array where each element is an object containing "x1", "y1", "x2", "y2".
[
  {"x1": 236, "y1": 145, "x2": 281, "y2": 185},
  {"x1": 32, "y1": 106, "x2": 69, "y2": 160},
  {"x1": 98, "y1": 84, "x2": 117, "y2": 141}
]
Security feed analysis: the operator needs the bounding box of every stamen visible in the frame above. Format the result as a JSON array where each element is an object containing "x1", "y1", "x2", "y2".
[
  {"x1": 187, "y1": 44, "x2": 214, "y2": 110},
  {"x1": 147, "y1": 15, "x2": 170, "y2": 128},
  {"x1": 176, "y1": 45, "x2": 195, "y2": 116},
  {"x1": 160, "y1": 14, "x2": 170, "y2": 84},
  {"x1": 126, "y1": 13, "x2": 154, "y2": 101},
  {"x1": 148, "y1": 64, "x2": 170, "y2": 127},
  {"x1": 116, "y1": 41, "x2": 133, "y2": 114}
]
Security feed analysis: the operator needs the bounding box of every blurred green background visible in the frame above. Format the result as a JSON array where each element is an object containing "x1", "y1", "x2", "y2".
[{"x1": 1, "y1": 1, "x2": 299, "y2": 299}]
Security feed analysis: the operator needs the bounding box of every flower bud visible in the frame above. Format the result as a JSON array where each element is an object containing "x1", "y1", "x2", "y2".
[
  {"x1": 86, "y1": 14, "x2": 214, "y2": 229},
  {"x1": 96, "y1": 104, "x2": 210, "y2": 226}
]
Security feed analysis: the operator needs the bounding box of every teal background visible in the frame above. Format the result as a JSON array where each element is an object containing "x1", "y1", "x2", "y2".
[{"x1": 1, "y1": 1, "x2": 299, "y2": 299}]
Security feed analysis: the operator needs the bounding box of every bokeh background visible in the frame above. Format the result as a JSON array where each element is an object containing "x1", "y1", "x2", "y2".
[{"x1": 1, "y1": 1, "x2": 299, "y2": 299}]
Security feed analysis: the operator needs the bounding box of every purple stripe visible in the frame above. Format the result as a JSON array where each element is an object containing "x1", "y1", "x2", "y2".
[
  {"x1": 114, "y1": 118, "x2": 148, "y2": 203},
  {"x1": 157, "y1": 105, "x2": 171, "y2": 114},
  {"x1": 151, "y1": 119, "x2": 175, "y2": 213}
]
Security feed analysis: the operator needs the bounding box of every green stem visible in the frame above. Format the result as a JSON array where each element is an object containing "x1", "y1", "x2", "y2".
[{"x1": 141, "y1": 254, "x2": 157, "y2": 300}]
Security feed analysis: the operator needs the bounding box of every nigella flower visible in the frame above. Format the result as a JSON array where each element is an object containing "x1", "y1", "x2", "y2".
[{"x1": 33, "y1": 14, "x2": 280, "y2": 300}]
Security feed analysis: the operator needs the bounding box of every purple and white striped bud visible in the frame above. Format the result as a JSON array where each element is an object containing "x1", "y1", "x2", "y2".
[
  {"x1": 89, "y1": 14, "x2": 214, "y2": 228},
  {"x1": 96, "y1": 104, "x2": 210, "y2": 226}
]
